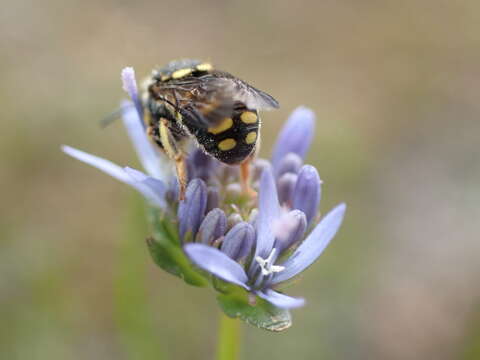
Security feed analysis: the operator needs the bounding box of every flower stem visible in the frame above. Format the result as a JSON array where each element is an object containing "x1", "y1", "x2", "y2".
[{"x1": 216, "y1": 312, "x2": 241, "y2": 360}]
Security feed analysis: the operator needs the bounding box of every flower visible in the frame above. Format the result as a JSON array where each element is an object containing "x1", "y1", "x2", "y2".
[
  {"x1": 185, "y1": 167, "x2": 345, "y2": 309},
  {"x1": 62, "y1": 66, "x2": 346, "y2": 318}
]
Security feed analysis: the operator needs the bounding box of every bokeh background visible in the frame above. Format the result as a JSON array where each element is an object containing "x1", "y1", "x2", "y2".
[{"x1": 1, "y1": 0, "x2": 480, "y2": 359}]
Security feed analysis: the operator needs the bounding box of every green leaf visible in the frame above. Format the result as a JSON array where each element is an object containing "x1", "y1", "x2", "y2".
[
  {"x1": 146, "y1": 207, "x2": 207, "y2": 287},
  {"x1": 217, "y1": 288, "x2": 292, "y2": 332}
]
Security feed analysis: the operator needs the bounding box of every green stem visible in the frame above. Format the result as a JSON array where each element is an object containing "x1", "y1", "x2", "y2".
[{"x1": 216, "y1": 312, "x2": 241, "y2": 360}]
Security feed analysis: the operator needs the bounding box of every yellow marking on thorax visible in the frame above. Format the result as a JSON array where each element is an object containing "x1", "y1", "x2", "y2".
[
  {"x1": 172, "y1": 68, "x2": 193, "y2": 79},
  {"x1": 160, "y1": 75, "x2": 171, "y2": 81},
  {"x1": 208, "y1": 117, "x2": 233, "y2": 135},
  {"x1": 240, "y1": 111, "x2": 257, "y2": 124},
  {"x1": 196, "y1": 63, "x2": 213, "y2": 71},
  {"x1": 218, "y1": 138, "x2": 237, "y2": 151},
  {"x1": 245, "y1": 131, "x2": 257, "y2": 144}
]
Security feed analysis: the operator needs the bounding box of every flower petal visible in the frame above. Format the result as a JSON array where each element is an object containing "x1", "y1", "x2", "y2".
[
  {"x1": 292, "y1": 165, "x2": 322, "y2": 224},
  {"x1": 184, "y1": 243, "x2": 250, "y2": 289},
  {"x1": 62, "y1": 145, "x2": 131, "y2": 182},
  {"x1": 254, "y1": 166, "x2": 281, "y2": 259},
  {"x1": 124, "y1": 167, "x2": 166, "y2": 208},
  {"x1": 121, "y1": 102, "x2": 171, "y2": 181},
  {"x1": 272, "y1": 203, "x2": 346, "y2": 284},
  {"x1": 121, "y1": 67, "x2": 144, "y2": 125},
  {"x1": 271, "y1": 106, "x2": 315, "y2": 171},
  {"x1": 257, "y1": 289, "x2": 305, "y2": 309},
  {"x1": 62, "y1": 146, "x2": 166, "y2": 208}
]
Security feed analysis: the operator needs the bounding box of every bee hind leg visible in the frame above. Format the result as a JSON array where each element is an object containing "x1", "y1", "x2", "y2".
[
  {"x1": 159, "y1": 118, "x2": 188, "y2": 200},
  {"x1": 240, "y1": 157, "x2": 257, "y2": 199}
]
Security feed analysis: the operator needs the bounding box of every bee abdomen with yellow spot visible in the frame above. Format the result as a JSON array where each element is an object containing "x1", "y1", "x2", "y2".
[{"x1": 185, "y1": 105, "x2": 260, "y2": 164}]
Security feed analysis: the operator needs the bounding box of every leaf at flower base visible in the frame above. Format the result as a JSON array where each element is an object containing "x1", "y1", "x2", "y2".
[
  {"x1": 216, "y1": 289, "x2": 292, "y2": 332},
  {"x1": 146, "y1": 207, "x2": 208, "y2": 287}
]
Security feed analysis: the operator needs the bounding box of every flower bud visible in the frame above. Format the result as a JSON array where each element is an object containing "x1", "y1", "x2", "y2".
[
  {"x1": 271, "y1": 106, "x2": 315, "y2": 170},
  {"x1": 221, "y1": 222, "x2": 255, "y2": 260},
  {"x1": 198, "y1": 208, "x2": 227, "y2": 245},
  {"x1": 178, "y1": 179, "x2": 207, "y2": 241},
  {"x1": 274, "y1": 210, "x2": 307, "y2": 254},
  {"x1": 276, "y1": 153, "x2": 303, "y2": 177},
  {"x1": 292, "y1": 165, "x2": 322, "y2": 224},
  {"x1": 206, "y1": 187, "x2": 220, "y2": 213},
  {"x1": 277, "y1": 172, "x2": 297, "y2": 206},
  {"x1": 252, "y1": 158, "x2": 270, "y2": 181},
  {"x1": 189, "y1": 149, "x2": 214, "y2": 182}
]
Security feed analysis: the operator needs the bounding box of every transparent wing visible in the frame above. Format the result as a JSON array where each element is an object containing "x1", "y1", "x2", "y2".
[{"x1": 156, "y1": 74, "x2": 279, "y2": 128}]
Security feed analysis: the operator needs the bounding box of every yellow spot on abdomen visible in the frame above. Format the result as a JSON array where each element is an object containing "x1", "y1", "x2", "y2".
[
  {"x1": 240, "y1": 111, "x2": 257, "y2": 124},
  {"x1": 218, "y1": 138, "x2": 236, "y2": 151},
  {"x1": 196, "y1": 63, "x2": 213, "y2": 71},
  {"x1": 172, "y1": 68, "x2": 193, "y2": 79},
  {"x1": 245, "y1": 131, "x2": 257, "y2": 144},
  {"x1": 208, "y1": 117, "x2": 233, "y2": 134}
]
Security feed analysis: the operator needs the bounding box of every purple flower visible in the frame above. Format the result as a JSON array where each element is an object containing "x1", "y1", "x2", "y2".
[
  {"x1": 185, "y1": 167, "x2": 346, "y2": 309},
  {"x1": 62, "y1": 66, "x2": 347, "y2": 316}
]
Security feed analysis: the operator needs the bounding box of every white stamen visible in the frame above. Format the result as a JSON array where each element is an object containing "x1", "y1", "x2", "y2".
[{"x1": 255, "y1": 248, "x2": 285, "y2": 276}]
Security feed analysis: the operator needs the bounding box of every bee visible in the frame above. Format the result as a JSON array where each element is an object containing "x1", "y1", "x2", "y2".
[{"x1": 142, "y1": 59, "x2": 279, "y2": 199}]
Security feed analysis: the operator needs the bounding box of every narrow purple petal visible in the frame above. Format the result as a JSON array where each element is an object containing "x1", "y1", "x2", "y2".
[
  {"x1": 121, "y1": 67, "x2": 144, "y2": 125},
  {"x1": 178, "y1": 179, "x2": 208, "y2": 240},
  {"x1": 198, "y1": 208, "x2": 227, "y2": 245},
  {"x1": 62, "y1": 146, "x2": 166, "y2": 208},
  {"x1": 292, "y1": 165, "x2": 322, "y2": 224},
  {"x1": 221, "y1": 222, "x2": 255, "y2": 261},
  {"x1": 257, "y1": 289, "x2": 305, "y2": 309},
  {"x1": 184, "y1": 244, "x2": 250, "y2": 289},
  {"x1": 62, "y1": 145, "x2": 130, "y2": 182},
  {"x1": 272, "y1": 203, "x2": 346, "y2": 284},
  {"x1": 122, "y1": 103, "x2": 170, "y2": 181},
  {"x1": 253, "y1": 166, "x2": 281, "y2": 260},
  {"x1": 271, "y1": 106, "x2": 315, "y2": 170},
  {"x1": 124, "y1": 167, "x2": 166, "y2": 208}
]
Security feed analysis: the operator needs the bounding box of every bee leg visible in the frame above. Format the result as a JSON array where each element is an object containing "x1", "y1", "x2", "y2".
[
  {"x1": 159, "y1": 118, "x2": 188, "y2": 200},
  {"x1": 240, "y1": 158, "x2": 257, "y2": 198}
]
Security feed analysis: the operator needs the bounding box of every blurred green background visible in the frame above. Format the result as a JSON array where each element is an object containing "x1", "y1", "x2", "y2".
[{"x1": 1, "y1": 0, "x2": 480, "y2": 359}]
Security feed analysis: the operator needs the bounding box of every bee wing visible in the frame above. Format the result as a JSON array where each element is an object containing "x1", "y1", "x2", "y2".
[
  {"x1": 159, "y1": 75, "x2": 278, "y2": 128},
  {"x1": 208, "y1": 77, "x2": 280, "y2": 111}
]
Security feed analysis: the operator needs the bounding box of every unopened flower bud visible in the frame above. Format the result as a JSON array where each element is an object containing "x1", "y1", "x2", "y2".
[
  {"x1": 206, "y1": 187, "x2": 220, "y2": 213},
  {"x1": 277, "y1": 172, "x2": 297, "y2": 206},
  {"x1": 178, "y1": 179, "x2": 207, "y2": 240},
  {"x1": 274, "y1": 210, "x2": 307, "y2": 253},
  {"x1": 292, "y1": 165, "x2": 321, "y2": 224},
  {"x1": 276, "y1": 153, "x2": 303, "y2": 177},
  {"x1": 221, "y1": 222, "x2": 255, "y2": 260},
  {"x1": 198, "y1": 208, "x2": 227, "y2": 245}
]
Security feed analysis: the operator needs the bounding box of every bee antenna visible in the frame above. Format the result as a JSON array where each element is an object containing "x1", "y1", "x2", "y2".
[{"x1": 99, "y1": 103, "x2": 135, "y2": 128}]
